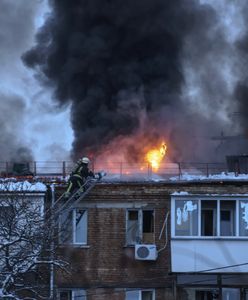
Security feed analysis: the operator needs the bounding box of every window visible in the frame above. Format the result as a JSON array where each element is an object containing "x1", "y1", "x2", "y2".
[
  {"x1": 244, "y1": 288, "x2": 248, "y2": 300},
  {"x1": 195, "y1": 290, "x2": 219, "y2": 300},
  {"x1": 201, "y1": 200, "x2": 217, "y2": 236},
  {"x1": 126, "y1": 289, "x2": 155, "y2": 300},
  {"x1": 0, "y1": 206, "x2": 14, "y2": 228},
  {"x1": 0, "y1": 206, "x2": 17, "y2": 244},
  {"x1": 126, "y1": 210, "x2": 154, "y2": 245},
  {"x1": 173, "y1": 197, "x2": 248, "y2": 237},
  {"x1": 222, "y1": 288, "x2": 240, "y2": 300},
  {"x1": 239, "y1": 200, "x2": 248, "y2": 236},
  {"x1": 187, "y1": 288, "x2": 240, "y2": 300},
  {"x1": 220, "y1": 201, "x2": 235, "y2": 236},
  {"x1": 195, "y1": 289, "x2": 239, "y2": 300},
  {"x1": 175, "y1": 200, "x2": 198, "y2": 236},
  {"x1": 127, "y1": 210, "x2": 139, "y2": 244},
  {"x1": 60, "y1": 209, "x2": 87, "y2": 244},
  {"x1": 58, "y1": 289, "x2": 86, "y2": 300}
]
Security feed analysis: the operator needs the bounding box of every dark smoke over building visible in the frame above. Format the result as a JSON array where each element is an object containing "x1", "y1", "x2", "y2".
[
  {"x1": 23, "y1": 0, "x2": 248, "y2": 162},
  {"x1": 0, "y1": 93, "x2": 34, "y2": 162},
  {"x1": 0, "y1": 0, "x2": 40, "y2": 163}
]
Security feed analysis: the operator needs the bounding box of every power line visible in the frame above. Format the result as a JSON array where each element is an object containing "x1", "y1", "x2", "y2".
[
  {"x1": 199, "y1": 262, "x2": 248, "y2": 273},
  {"x1": 56, "y1": 263, "x2": 248, "y2": 299}
]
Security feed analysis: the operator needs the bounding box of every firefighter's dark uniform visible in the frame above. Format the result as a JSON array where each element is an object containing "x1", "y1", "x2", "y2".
[{"x1": 65, "y1": 162, "x2": 94, "y2": 198}]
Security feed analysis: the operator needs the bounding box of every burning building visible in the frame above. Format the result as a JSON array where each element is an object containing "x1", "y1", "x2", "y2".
[
  {"x1": 22, "y1": 0, "x2": 248, "y2": 164},
  {"x1": 12, "y1": 0, "x2": 248, "y2": 298},
  {"x1": 50, "y1": 175, "x2": 248, "y2": 300}
]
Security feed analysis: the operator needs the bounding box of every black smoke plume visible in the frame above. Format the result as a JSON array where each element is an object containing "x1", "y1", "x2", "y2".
[
  {"x1": 234, "y1": 2, "x2": 248, "y2": 139},
  {"x1": 0, "y1": 93, "x2": 34, "y2": 162},
  {"x1": 23, "y1": 0, "x2": 236, "y2": 162},
  {"x1": 0, "y1": 0, "x2": 39, "y2": 163}
]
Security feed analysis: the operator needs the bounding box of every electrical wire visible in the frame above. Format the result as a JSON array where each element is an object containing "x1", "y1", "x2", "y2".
[
  {"x1": 56, "y1": 273, "x2": 175, "y2": 298},
  {"x1": 54, "y1": 263, "x2": 248, "y2": 299},
  {"x1": 198, "y1": 261, "x2": 248, "y2": 273},
  {"x1": 55, "y1": 260, "x2": 248, "y2": 299},
  {"x1": 157, "y1": 211, "x2": 170, "y2": 253},
  {"x1": 60, "y1": 271, "x2": 248, "y2": 299}
]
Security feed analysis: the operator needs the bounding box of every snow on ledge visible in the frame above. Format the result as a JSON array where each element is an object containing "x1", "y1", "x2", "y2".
[
  {"x1": 171, "y1": 191, "x2": 190, "y2": 195},
  {"x1": 0, "y1": 180, "x2": 47, "y2": 192},
  {"x1": 169, "y1": 172, "x2": 248, "y2": 182}
]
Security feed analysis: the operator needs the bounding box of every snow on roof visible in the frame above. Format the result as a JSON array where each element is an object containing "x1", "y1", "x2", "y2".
[
  {"x1": 171, "y1": 191, "x2": 190, "y2": 195},
  {"x1": 169, "y1": 172, "x2": 248, "y2": 182},
  {"x1": 0, "y1": 180, "x2": 47, "y2": 192},
  {"x1": 103, "y1": 172, "x2": 248, "y2": 182}
]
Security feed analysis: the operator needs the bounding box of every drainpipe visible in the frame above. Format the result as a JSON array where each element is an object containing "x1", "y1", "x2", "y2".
[
  {"x1": 173, "y1": 276, "x2": 177, "y2": 300},
  {"x1": 217, "y1": 274, "x2": 222, "y2": 300},
  {"x1": 49, "y1": 184, "x2": 55, "y2": 299}
]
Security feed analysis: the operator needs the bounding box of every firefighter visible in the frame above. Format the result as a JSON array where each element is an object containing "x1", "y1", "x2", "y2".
[{"x1": 64, "y1": 157, "x2": 95, "y2": 198}]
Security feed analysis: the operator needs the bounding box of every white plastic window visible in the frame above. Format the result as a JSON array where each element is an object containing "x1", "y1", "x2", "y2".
[
  {"x1": 60, "y1": 209, "x2": 87, "y2": 244},
  {"x1": 75, "y1": 209, "x2": 87, "y2": 244},
  {"x1": 126, "y1": 289, "x2": 155, "y2": 300},
  {"x1": 174, "y1": 198, "x2": 248, "y2": 237},
  {"x1": 127, "y1": 210, "x2": 140, "y2": 244},
  {"x1": 60, "y1": 210, "x2": 73, "y2": 244},
  {"x1": 220, "y1": 201, "x2": 235, "y2": 236},
  {"x1": 201, "y1": 200, "x2": 217, "y2": 236},
  {"x1": 175, "y1": 200, "x2": 198, "y2": 236},
  {"x1": 58, "y1": 289, "x2": 86, "y2": 300},
  {"x1": 240, "y1": 200, "x2": 248, "y2": 236},
  {"x1": 222, "y1": 288, "x2": 240, "y2": 300},
  {"x1": 195, "y1": 289, "x2": 239, "y2": 300},
  {"x1": 0, "y1": 206, "x2": 14, "y2": 227},
  {"x1": 126, "y1": 210, "x2": 154, "y2": 245}
]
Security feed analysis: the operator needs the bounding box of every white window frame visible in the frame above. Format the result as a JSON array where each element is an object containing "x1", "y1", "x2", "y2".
[
  {"x1": 58, "y1": 288, "x2": 86, "y2": 300},
  {"x1": 201, "y1": 200, "x2": 217, "y2": 236},
  {"x1": 172, "y1": 196, "x2": 248, "y2": 239},
  {"x1": 125, "y1": 289, "x2": 155, "y2": 300},
  {"x1": 220, "y1": 201, "x2": 236, "y2": 236},
  {"x1": 59, "y1": 208, "x2": 87, "y2": 245},
  {"x1": 186, "y1": 288, "x2": 240, "y2": 299},
  {"x1": 73, "y1": 208, "x2": 87, "y2": 245},
  {"x1": 126, "y1": 209, "x2": 154, "y2": 245}
]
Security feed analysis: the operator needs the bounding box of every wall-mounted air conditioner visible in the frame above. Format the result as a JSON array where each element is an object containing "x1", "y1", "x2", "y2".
[{"x1": 135, "y1": 244, "x2": 157, "y2": 260}]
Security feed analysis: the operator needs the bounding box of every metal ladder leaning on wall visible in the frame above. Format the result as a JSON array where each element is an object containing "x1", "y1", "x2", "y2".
[{"x1": 50, "y1": 173, "x2": 106, "y2": 221}]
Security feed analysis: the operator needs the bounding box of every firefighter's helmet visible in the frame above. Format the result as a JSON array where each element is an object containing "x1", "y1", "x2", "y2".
[{"x1": 81, "y1": 157, "x2": 90, "y2": 164}]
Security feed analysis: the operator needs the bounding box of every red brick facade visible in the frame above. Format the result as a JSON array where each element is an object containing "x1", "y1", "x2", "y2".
[{"x1": 54, "y1": 180, "x2": 248, "y2": 300}]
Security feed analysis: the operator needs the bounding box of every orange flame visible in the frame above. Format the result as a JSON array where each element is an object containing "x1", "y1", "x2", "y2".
[{"x1": 145, "y1": 143, "x2": 167, "y2": 171}]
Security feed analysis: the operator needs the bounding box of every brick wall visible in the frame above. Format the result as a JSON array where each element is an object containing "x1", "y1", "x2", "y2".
[{"x1": 54, "y1": 180, "x2": 248, "y2": 299}]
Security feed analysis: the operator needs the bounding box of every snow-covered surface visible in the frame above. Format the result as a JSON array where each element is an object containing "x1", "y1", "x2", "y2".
[
  {"x1": 171, "y1": 191, "x2": 190, "y2": 196},
  {"x1": 102, "y1": 172, "x2": 248, "y2": 182},
  {"x1": 0, "y1": 171, "x2": 247, "y2": 191},
  {"x1": 0, "y1": 180, "x2": 47, "y2": 192},
  {"x1": 169, "y1": 172, "x2": 248, "y2": 181}
]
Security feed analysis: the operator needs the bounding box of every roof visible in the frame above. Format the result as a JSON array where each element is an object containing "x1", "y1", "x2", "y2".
[{"x1": 0, "y1": 180, "x2": 47, "y2": 192}]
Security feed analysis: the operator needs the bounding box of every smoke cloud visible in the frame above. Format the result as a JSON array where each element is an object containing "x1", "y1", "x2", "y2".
[
  {"x1": 0, "y1": 93, "x2": 33, "y2": 162},
  {"x1": 23, "y1": 0, "x2": 248, "y2": 162},
  {"x1": 233, "y1": 1, "x2": 248, "y2": 137},
  {"x1": 0, "y1": 0, "x2": 43, "y2": 162}
]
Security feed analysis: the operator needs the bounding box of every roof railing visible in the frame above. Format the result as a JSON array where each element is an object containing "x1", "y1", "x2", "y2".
[{"x1": 0, "y1": 160, "x2": 231, "y2": 181}]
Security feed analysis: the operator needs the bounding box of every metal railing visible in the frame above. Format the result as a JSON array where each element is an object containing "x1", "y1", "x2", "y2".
[{"x1": 0, "y1": 161, "x2": 232, "y2": 181}]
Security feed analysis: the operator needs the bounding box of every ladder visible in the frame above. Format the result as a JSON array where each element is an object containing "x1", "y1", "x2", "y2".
[{"x1": 48, "y1": 174, "x2": 106, "y2": 222}]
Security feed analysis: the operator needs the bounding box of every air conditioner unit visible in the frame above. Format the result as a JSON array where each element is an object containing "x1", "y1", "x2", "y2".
[{"x1": 135, "y1": 244, "x2": 157, "y2": 260}]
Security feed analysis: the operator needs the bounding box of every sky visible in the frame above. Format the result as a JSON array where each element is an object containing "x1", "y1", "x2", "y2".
[
  {"x1": 0, "y1": 0, "x2": 73, "y2": 162},
  {"x1": 1, "y1": 0, "x2": 248, "y2": 164}
]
